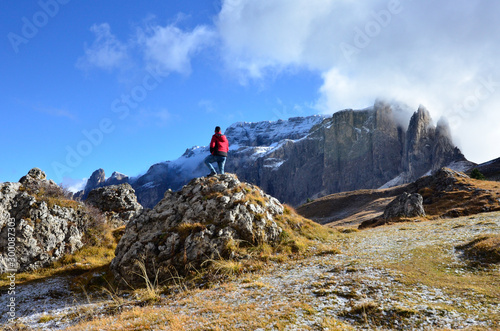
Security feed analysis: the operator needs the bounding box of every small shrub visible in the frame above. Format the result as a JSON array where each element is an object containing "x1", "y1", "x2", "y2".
[
  {"x1": 23, "y1": 180, "x2": 77, "y2": 209},
  {"x1": 470, "y1": 168, "x2": 486, "y2": 180},
  {"x1": 38, "y1": 315, "x2": 56, "y2": 323},
  {"x1": 207, "y1": 259, "x2": 244, "y2": 276},
  {"x1": 81, "y1": 204, "x2": 113, "y2": 248}
]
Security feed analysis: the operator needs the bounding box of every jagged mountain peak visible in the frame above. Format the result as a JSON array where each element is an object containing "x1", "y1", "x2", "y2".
[{"x1": 78, "y1": 101, "x2": 469, "y2": 208}]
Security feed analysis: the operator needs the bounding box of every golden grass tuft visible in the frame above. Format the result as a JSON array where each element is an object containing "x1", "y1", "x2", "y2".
[
  {"x1": 38, "y1": 315, "x2": 56, "y2": 323},
  {"x1": 457, "y1": 234, "x2": 500, "y2": 264},
  {"x1": 173, "y1": 222, "x2": 206, "y2": 240}
]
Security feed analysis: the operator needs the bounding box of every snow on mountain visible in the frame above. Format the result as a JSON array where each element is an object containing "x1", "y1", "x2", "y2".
[
  {"x1": 225, "y1": 115, "x2": 327, "y2": 147},
  {"x1": 168, "y1": 115, "x2": 326, "y2": 175},
  {"x1": 78, "y1": 102, "x2": 469, "y2": 208},
  {"x1": 125, "y1": 115, "x2": 328, "y2": 207}
]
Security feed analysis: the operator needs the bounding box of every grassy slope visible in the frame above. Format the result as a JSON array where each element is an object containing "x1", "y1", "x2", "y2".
[
  {"x1": 7, "y1": 212, "x2": 496, "y2": 331},
  {"x1": 297, "y1": 171, "x2": 500, "y2": 228},
  {"x1": 3, "y1": 175, "x2": 499, "y2": 330}
]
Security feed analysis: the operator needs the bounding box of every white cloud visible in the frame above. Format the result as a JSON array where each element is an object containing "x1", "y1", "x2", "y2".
[
  {"x1": 76, "y1": 3, "x2": 500, "y2": 163},
  {"x1": 60, "y1": 176, "x2": 87, "y2": 193},
  {"x1": 77, "y1": 23, "x2": 129, "y2": 71},
  {"x1": 137, "y1": 24, "x2": 215, "y2": 75},
  {"x1": 78, "y1": 21, "x2": 215, "y2": 77},
  {"x1": 216, "y1": 0, "x2": 500, "y2": 163}
]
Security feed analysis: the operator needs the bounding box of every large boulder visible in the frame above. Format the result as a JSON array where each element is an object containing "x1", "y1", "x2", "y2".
[
  {"x1": 0, "y1": 169, "x2": 90, "y2": 273},
  {"x1": 110, "y1": 174, "x2": 284, "y2": 286},
  {"x1": 383, "y1": 192, "x2": 426, "y2": 220},
  {"x1": 86, "y1": 183, "x2": 142, "y2": 227}
]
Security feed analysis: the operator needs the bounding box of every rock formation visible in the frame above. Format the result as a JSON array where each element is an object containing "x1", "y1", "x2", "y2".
[
  {"x1": 78, "y1": 101, "x2": 469, "y2": 207},
  {"x1": 85, "y1": 183, "x2": 142, "y2": 227},
  {"x1": 74, "y1": 168, "x2": 105, "y2": 200},
  {"x1": 236, "y1": 102, "x2": 467, "y2": 205},
  {"x1": 0, "y1": 169, "x2": 92, "y2": 273},
  {"x1": 111, "y1": 174, "x2": 285, "y2": 286},
  {"x1": 383, "y1": 192, "x2": 425, "y2": 220},
  {"x1": 358, "y1": 167, "x2": 500, "y2": 228}
]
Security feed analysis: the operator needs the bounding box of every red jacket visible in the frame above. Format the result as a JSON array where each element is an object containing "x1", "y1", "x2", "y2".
[{"x1": 210, "y1": 133, "x2": 229, "y2": 156}]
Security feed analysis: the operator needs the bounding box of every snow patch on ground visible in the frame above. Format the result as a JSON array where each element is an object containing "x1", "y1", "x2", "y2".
[
  {"x1": 447, "y1": 160, "x2": 475, "y2": 173},
  {"x1": 378, "y1": 173, "x2": 407, "y2": 189}
]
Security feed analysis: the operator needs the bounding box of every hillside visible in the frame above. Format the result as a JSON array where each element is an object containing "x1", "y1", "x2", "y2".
[
  {"x1": 471, "y1": 157, "x2": 500, "y2": 181},
  {"x1": 298, "y1": 168, "x2": 500, "y2": 228},
  {"x1": 3, "y1": 212, "x2": 498, "y2": 330},
  {"x1": 2, "y1": 169, "x2": 500, "y2": 330}
]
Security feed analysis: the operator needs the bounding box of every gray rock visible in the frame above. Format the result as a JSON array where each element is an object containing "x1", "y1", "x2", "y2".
[
  {"x1": 74, "y1": 168, "x2": 106, "y2": 200},
  {"x1": 110, "y1": 174, "x2": 284, "y2": 287},
  {"x1": 86, "y1": 183, "x2": 142, "y2": 227},
  {"x1": 0, "y1": 169, "x2": 91, "y2": 273},
  {"x1": 383, "y1": 192, "x2": 426, "y2": 220},
  {"x1": 19, "y1": 167, "x2": 46, "y2": 185}
]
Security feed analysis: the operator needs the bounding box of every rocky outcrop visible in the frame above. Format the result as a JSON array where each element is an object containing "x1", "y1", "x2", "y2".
[
  {"x1": 359, "y1": 167, "x2": 500, "y2": 228},
  {"x1": 239, "y1": 101, "x2": 466, "y2": 205},
  {"x1": 86, "y1": 183, "x2": 142, "y2": 227},
  {"x1": 75, "y1": 169, "x2": 132, "y2": 202},
  {"x1": 74, "y1": 168, "x2": 106, "y2": 201},
  {"x1": 411, "y1": 167, "x2": 471, "y2": 194},
  {"x1": 383, "y1": 193, "x2": 425, "y2": 220},
  {"x1": 0, "y1": 169, "x2": 91, "y2": 273},
  {"x1": 402, "y1": 107, "x2": 464, "y2": 180},
  {"x1": 110, "y1": 174, "x2": 284, "y2": 286}
]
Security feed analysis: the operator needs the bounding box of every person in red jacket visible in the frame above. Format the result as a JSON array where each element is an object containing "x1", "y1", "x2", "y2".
[{"x1": 204, "y1": 126, "x2": 229, "y2": 176}]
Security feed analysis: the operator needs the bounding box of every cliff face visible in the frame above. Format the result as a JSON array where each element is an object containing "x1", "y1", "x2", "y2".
[
  {"x1": 232, "y1": 101, "x2": 467, "y2": 205},
  {"x1": 79, "y1": 101, "x2": 468, "y2": 207}
]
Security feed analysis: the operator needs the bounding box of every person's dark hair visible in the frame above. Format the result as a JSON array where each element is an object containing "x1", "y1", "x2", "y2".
[{"x1": 215, "y1": 126, "x2": 221, "y2": 133}]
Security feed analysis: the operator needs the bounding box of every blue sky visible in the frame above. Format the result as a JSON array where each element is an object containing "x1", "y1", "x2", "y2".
[{"x1": 2, "y1": 0, "x2": 499, "y2": 190}]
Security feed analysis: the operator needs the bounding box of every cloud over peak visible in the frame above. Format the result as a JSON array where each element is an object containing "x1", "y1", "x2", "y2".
[{"x1": 76, "y1": 1, "x2": 500, "y2": 163}]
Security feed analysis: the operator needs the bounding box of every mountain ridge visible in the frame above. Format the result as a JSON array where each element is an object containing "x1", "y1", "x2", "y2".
[{"x1": 77, "y1": 101, "x2": 472, "y2": 208}]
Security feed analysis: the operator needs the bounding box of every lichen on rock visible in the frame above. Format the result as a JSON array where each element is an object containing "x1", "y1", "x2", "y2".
[
  {"x1": 85, "y1": 183, "x2": 142, "y2": 227},
  {"x1": 0, "y1": 168, "x2": 91, "y2": 273},
  {"x1": 110, "y1": 174, "x2": 290, "y2": 286}
]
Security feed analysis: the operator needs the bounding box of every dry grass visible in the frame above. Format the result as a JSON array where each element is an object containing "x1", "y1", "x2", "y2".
[
  {"x1": 21, "y1": 180, "x2": 79, "y2": 210},
  {"x1": 12, "y1": 213, "x2": 499, "y2": 330},
  {"x1": 172, "y1": 222, "x2": 206, "y2": 240},
  {"x1": 65, "y1": 286, "x2": 352, "y2": 331},
  {"x1": 298, "y1": 169, "x2": 500, "y2": 228},
  {"x1": 457, "y1": 234, "x2": 500, "y2": 264},
  {"x1": 418, "y1": 175, "x2": 500, "y2": 219},
  {"x1": 0, "y1": 226, "x2": 122, "y2": 287},
  {"x1": 182, "y1": 203, "x2": 341, "y2": 280},
  {"x1": 389, "y1": 244, "x2": 499, "y2": 301}
]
